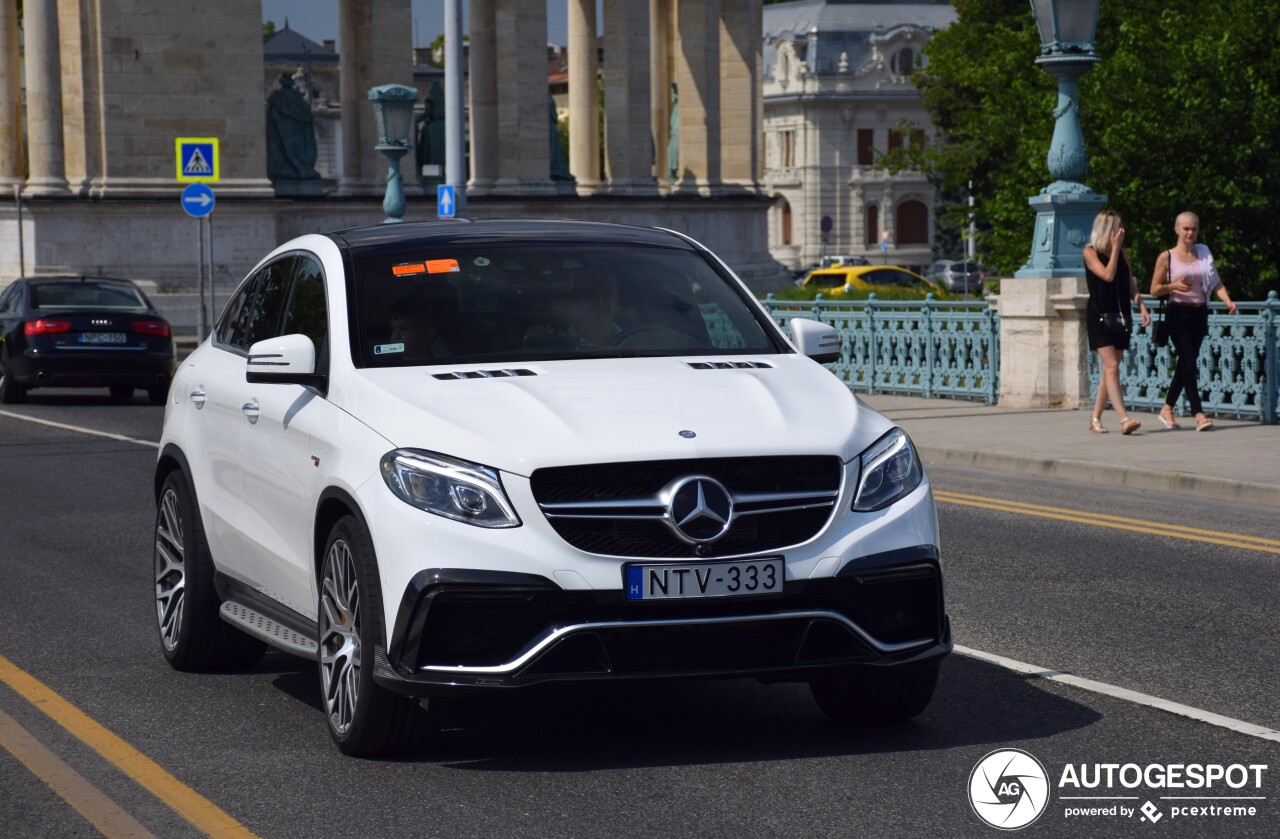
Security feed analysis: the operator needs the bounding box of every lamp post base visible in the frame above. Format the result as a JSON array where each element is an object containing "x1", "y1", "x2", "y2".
[{"x1": 1014, "y1": 188, "x2": 1107, "y2": 278}]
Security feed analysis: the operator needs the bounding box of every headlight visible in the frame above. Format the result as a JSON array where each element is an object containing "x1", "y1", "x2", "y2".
[
  {"x1": 852, "y1": 428, "x2": 923, "y2": 512},
  {"x1": 380, "y1": 449, "x2": 521, "y2": 528}
]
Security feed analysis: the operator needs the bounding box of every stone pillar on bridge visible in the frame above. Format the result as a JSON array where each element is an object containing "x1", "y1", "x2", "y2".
[{"x1": 997, "y1": 278, "x2": 1092, "y2": 409}]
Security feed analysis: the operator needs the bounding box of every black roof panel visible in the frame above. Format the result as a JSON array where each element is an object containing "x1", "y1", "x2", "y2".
[{"x1": 327, "y1": 219, "x2": 694, "y2": 258}]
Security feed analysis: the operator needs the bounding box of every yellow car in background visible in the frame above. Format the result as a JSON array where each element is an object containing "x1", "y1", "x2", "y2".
[{"x1": 801, "y1": 265, "x2": 942, "y2": 297}]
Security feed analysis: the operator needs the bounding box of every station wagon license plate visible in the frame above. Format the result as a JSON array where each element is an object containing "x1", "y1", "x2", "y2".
[
  {"x1": 80, "y1": 332, "x2": 127, "y2": 344},
  {"x1": 625, "y1": 557, "x2": 783, "y2": 601}
]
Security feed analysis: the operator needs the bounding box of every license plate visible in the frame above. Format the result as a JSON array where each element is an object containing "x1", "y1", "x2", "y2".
[
  {"x1": 624, "y1": 558, "x2": 783, "y2": 601},
  {"x1": 80, "y1": 332, "x2": 127, "y2": 344}
]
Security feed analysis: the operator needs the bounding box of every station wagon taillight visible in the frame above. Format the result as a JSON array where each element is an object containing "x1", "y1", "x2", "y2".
[
  {"x1": 24, "y1": 319, "x2": 71, "y2": 335},
  {"x1": 132, "y1": 320, "x2": 172, "y2": 337}
]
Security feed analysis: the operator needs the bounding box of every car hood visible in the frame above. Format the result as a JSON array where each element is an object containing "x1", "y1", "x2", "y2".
[{"x1": 343, "y1": 355, "x2": 894, "y2": 475}]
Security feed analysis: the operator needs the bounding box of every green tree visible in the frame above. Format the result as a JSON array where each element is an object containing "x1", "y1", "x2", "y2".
[
  {"x1": 918, "y1": 0, "x2": 1280, "y2": 297},
  {"x1": 263, "y1": 20, "x2": 276, "y2": 39}
]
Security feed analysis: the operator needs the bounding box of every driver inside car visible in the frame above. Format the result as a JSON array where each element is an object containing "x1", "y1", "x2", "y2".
[{"x1": 525, "y1": 272, "x2": 623, "y2": 348}]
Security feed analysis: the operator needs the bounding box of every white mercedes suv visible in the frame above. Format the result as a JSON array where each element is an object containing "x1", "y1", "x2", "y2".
[{"x1": 153, "y1": 220, "x2": 950, "y2": 755}]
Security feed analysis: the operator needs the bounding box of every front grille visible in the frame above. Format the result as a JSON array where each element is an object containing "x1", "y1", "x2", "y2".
[{"x1": 531, "y1": 456, "x2": 841, "y2": 558}]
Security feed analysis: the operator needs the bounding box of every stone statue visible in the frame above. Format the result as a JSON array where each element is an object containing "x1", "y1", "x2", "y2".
[
  {"x1": 266, "y1": 73, "x2": 320, "y2": 187},
  {"x1": 549, "y1": 97, "x2": 573, "y2": 183},
  {"x1": 667, "y1": 83, "x2": 679, "y2": 182},
  {"x1": 415, "y1": 81, "x2": 447, "y2": 193}
]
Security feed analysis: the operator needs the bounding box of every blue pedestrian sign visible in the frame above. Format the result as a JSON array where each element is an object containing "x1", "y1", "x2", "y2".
[
  {"x1": 175, "y1": 137, "x2": 219, "y2": 183},
  {"x1": 437, "y1": 184, "x2": 456, "y2": 219},
  {"x1": 181, "y1": 183, "x2": 216, "y2": 218}
]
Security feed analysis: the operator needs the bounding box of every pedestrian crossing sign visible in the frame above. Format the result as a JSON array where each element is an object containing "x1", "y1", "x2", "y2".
[{"x1": 175, "y1": 137, "x2": 219, "y2": 183}]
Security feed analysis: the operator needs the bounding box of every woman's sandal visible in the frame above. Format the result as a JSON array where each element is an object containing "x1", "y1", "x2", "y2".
[
  {"x1": 1090, "y1": 417, "x2": 1108, "y2": 434},
  {"x1": 1120, "y1": 418, "x2": 1141, "y2": 435},
  {"x1": 1158, "y1": 408, "x2": 1181, "y2": 429},
  {"x1": 1195, "y1": 415, "x2": 1214, "y2": 432}
]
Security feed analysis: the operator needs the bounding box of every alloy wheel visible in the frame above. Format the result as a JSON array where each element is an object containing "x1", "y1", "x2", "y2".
[
  {"x1": 319, "y1": 539, "x2": 361, "y2": 736},
  {"x1": 154, "y1": 486, "x2": 186, "y2": 651}
]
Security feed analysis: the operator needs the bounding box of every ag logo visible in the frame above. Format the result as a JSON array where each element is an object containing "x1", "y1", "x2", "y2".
[{"x1": 968, "y1": 748, "x2": 1051, "y2": 830}]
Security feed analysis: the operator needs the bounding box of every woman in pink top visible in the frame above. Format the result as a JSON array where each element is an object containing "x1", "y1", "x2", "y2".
[{"x1": 1148, "y1": 211, "x2": 1237, "y2": 431}]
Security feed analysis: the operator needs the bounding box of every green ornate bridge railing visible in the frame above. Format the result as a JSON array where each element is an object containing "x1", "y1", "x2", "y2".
[
  {"x1": 1093, "y1": 291, "x2": 1280, "y2": 424},
  {"x1": 757, "y1": 293, "x2": 1001, "y2": 405}
]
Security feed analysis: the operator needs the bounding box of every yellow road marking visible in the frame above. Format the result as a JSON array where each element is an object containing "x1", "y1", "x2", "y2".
[
  {"x1": 0, "y1": 705, "x2": 160, "y2": 839},
  {"x1": 933, "y1": 490, "x2": 1280, "y2": 556},
  {"x1": 0, "y1": 654, "x2": 259, "y2": 839}
]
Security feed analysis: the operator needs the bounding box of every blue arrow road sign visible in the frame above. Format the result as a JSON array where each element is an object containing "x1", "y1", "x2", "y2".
[
  {"x1": 181, "y1": 183, "x2": 215, "y2": 218},
  {"x1": 437, "y1": 184, "x2": 455, "y2": 219}
]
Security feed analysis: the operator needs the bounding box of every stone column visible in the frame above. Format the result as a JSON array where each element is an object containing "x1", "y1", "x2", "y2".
[
  {"x1": 673, "y1": 0, "x2": 721, "y2": 195},
  {"x1": 22, "y1": 0, "x2": 69, "y2": 195},
  {"x1": 602, "y1": 0, "x2": 655, "y2": 194},
  {"x1": 493, "y1": 0, "x2": 553, "y2": 194},
  {"x1": 567, "y1": 0, "x2": 599, "y2": 194},
  {"x1": 468, "y1": 0, "x2": 498, "y2": 195},
  {"x1": 997, "y1": 278, "x2": 1091, "y2": 408},
  {"x1": 649, "y1": 0, "x2": 672, "y2": 192},
  {"x1": 338, "y1": 0, "x2": 414, "y2": 197},
  {"x1": 0, "y1": 0, "x2": 22, "y2": 190},
  {"x1": 719, "y1": 0, "x2": 761, "y2": 190}
]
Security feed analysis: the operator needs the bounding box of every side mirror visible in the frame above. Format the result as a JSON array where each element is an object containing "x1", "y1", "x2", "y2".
[
  {"x1": 246, "y1": 334, "x2": 326, "y2": 387},
  {"x1": 789, "y1": 317, "x2": 841, "y2": 364}
]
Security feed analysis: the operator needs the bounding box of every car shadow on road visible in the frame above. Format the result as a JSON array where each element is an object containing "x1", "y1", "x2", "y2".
[{"x1": 268, "y1": 654, "x2": 1101, "y2": 768}]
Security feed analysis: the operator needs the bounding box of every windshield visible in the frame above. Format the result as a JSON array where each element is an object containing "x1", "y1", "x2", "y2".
[
  {"x1": 348, "y1": 243, "x2": 782, "y2": 367},
  {"x1": 32, "y1": 281, "x2": 150, "y2": 311}
]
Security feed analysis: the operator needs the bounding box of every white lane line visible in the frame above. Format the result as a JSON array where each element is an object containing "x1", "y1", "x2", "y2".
[
  {"x1": 0, "y1": 410, "x2": 159, "y2": 449},
  {"x1": 956, "y1": 645, "x2": 1280, "y2": 744}
]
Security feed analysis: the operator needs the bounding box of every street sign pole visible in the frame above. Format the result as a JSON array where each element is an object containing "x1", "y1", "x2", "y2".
[
  {"x1": 444, "y1": 0, "x2": 467, "y2": 218},
  {"x1": 13, "y1": 184, "x2": 24, "y2": 278},
  {"x1": 196, "y1": 218, "x2": 207, "y2": 343},
  {"x1": 206, "y1": 216, "x2": 216, "y2": 329}
]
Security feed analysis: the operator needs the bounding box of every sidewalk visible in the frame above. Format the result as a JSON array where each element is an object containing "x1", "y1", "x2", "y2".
[{"x1": 861, "y1": 395, "x2": 1280, "y2": 510}]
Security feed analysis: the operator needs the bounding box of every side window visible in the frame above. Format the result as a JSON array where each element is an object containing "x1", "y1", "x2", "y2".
[
  {"x1": 280, "y1": 255, "x2": 328, "y2": 362},
  {"x1": 0, "y1": 285, "x2": 17, "y2": 314},
  {"x1": 216, "y1": 272, "x2": 262, "y2": 352},
  {"x1": 242, "y1": 257, "x2": 299, "y2": 348}
]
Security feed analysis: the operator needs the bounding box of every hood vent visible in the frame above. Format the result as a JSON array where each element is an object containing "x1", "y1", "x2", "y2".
[
  {"x1": 432, "y1": 368, "x2": 538, "y2": 380},
  {"x1": 686, "y1": 361, "x2": 773, "y2": 370}
]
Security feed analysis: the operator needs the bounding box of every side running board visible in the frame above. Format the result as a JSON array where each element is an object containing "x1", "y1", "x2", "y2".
[{"x1": 220, "y1": 601, "x2": 318, "y2": 658}]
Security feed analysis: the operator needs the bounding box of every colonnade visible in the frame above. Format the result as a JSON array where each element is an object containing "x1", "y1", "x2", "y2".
[{"x1": 0, "y1": 0, "x2": 761, "y2": 199}]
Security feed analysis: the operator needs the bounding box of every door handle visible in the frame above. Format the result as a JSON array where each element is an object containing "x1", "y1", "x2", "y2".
[
  {"x1": 189, "y1": 389, "x2": 207, "y2": 408},
  {"x1": 241, "y1": 400, "x2": 260, "y2": 420}
]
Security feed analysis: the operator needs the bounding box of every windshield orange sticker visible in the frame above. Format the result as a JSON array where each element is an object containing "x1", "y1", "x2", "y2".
[
  {"x1": 392, "y1": 262, "x2": 426, "y2": 276},
  {"x1": 425, "y1": 258, "x2": 460, "y2": 274}
]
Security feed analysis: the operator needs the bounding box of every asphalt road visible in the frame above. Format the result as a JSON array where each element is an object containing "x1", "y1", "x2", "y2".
[{"x1": 0, "y1": 390, "x2": 1277, "y2": 838}]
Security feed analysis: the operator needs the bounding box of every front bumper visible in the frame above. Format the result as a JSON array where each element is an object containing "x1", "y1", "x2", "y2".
[{"x1": 373, "y1": 546, "x2": 950, "y2": 695}]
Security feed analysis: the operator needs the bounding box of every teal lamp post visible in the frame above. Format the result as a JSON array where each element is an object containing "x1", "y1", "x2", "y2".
[
  {"x1": 368, "y1": 84, "x2": 419, "y2": 223},
  {"x1": 1015, "y1": 0, "x2": 1106, "y2": 277}
]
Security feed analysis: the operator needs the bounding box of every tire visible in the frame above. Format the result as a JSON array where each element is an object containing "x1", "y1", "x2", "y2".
[
  {"x1": 0, "y1": 366, "x2": 26, "y2": 404},
  {"x1": 109, "y1": 385, "x2": 134, "y2": 401},
  {"x1": 148, "y1": 382, "x2": 169, "y2": 406},
  {"x1": 318, "y1": 515, "x2": 435, "y2": 756},
  {"x1": 154, "y1": 470, "x2": 266, "y2": 671},
  {"x1": 809, "y1": 661, "x2": 940, "y2": 725}
]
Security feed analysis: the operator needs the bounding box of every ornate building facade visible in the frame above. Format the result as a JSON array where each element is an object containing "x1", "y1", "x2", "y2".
[
  {"x1": 762, "y1": 0, "x2": 956, "y2": 273},
  {"x1": 1, "y1": 0, "x2": 786, "y2": 290}
]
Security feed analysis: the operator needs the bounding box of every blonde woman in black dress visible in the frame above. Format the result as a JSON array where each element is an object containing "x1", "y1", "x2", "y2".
[{"x1": 1083, "y1": 210, "x2": 1150, "y2": 434}]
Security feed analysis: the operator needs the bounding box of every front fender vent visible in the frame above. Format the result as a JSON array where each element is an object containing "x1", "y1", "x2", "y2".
[{"x1": 432, "y1": 368, "x2": 538, "y2": 380}]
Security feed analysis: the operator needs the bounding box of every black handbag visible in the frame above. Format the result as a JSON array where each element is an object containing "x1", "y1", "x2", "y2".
[
  {"x1": 1101, "y1": 311, "x2": 1129, "y2": 338},
  {"x1": 1152, "y1": 250, "x2": 1171, "y2": 347}
]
